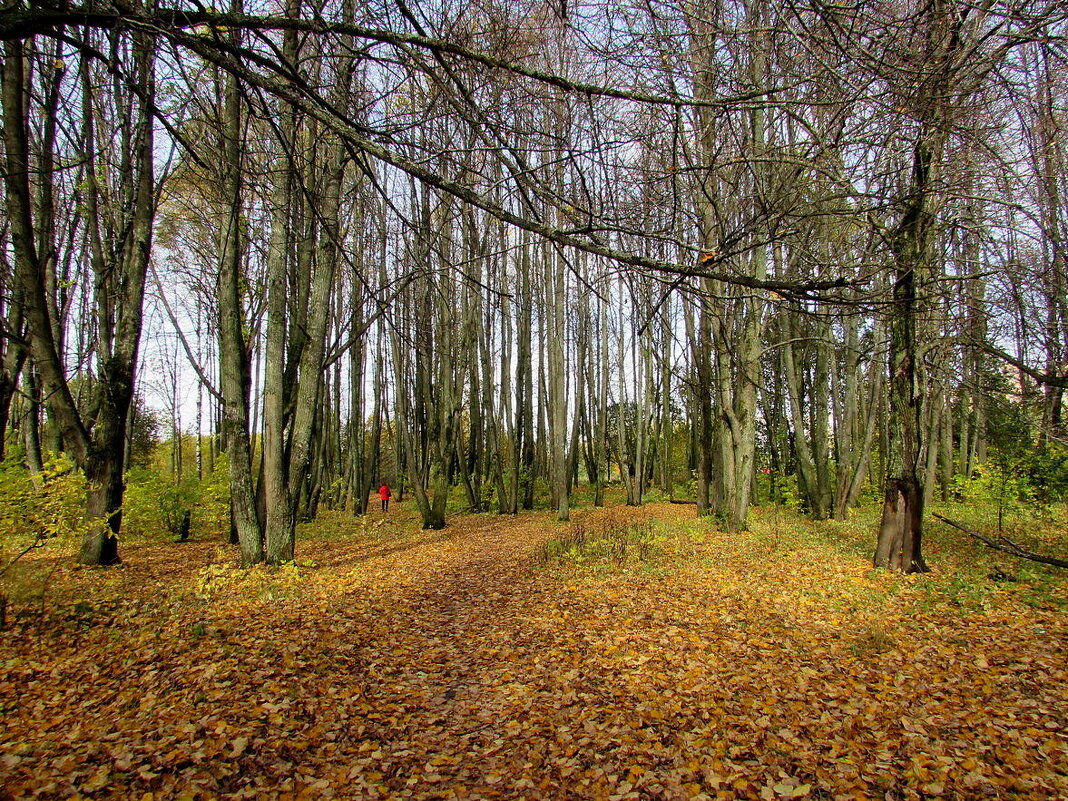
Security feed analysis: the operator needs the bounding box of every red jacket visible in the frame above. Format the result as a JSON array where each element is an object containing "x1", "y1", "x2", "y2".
[{"x1": 379, "y1": 484, "x2": 391, "y2": 500}]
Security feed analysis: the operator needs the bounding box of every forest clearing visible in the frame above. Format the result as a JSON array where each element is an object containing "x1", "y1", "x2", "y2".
[{"x1": 2, "y1": 498, "x2": 1065, "y2": 800}]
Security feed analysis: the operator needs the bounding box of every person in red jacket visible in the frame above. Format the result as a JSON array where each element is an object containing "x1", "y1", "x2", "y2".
[{"x1": 379, "y1": 482, "x2": 392, "y2": 512}]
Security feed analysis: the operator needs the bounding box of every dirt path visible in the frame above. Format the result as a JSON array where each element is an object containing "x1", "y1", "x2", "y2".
[
  {"x1": 323, "y1": 507, "x2": 715, "y2": 799},
  {"x1": 341, "y1": 514, "x2": 566, "y2": 795}
]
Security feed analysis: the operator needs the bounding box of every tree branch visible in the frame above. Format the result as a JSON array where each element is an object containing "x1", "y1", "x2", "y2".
[
  {"x1": 1, "y1": 5, "x2": 791, "y2": 108},
  {"x1": 932, "y1": 513, "x2": 1068, "y2": 569},
  {"x1": 981, "y1": 342, "x2": 1068, "y2": 389}
]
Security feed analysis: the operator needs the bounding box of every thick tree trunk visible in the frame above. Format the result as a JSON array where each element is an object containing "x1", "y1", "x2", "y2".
[
  {"x1": 216, "y1": 59, "x2": 262, "y2": 566},
  {"x1": 710, "y1": 263, "x2": 764, "y2": 533},
  {"x1": 939, "y1": 387, "x2": 954, "y2": 501},
  {"x1": 781, "y1": 315, "x2": 832, "y2": 519},
  {"x1": 783, "y1": 332, "x2": 819, "y2": 513},
  {"x1": 594, "y1": 290, "x2": 610, "y2": 506},
  {"x1": 922, "y1": 389, "x2": 945, "y2": 509},
  {"x1": 812, "y1": 323, "x2": 833, "y2": 517},
  {"x1": 261, "y1": 130, "x2": 295, "y2": 563},
  {"x1": 874, "y1": 141, "x2": 936, "y2": 574},
  {"x1": 685, "y1": 293, "x2": 714, "y2": 516},
  {"x1": 689, "y1": 5, "x2": 766, "y2": 532},
  {"x1": 497, "y1": 234, "x2": 520, "y2": 515},
  {"x1": 82, "y1": 446, "x2": 124, "y2": 566},
  {"x1": 836, "y1": 365, "x2": 880, "y2": 520},
  {"x1": 875, "y1": 477, "x2": 925, "y2": 572},
  {"x1": 273, "y1": 144, "x2": 343, "y2": 561},
  {"x1": 0, "y1": 303, "x2": 27, "y2": 462},
  {"x1": 658, "y1": 302, "x2": 674, "y2": 495}
]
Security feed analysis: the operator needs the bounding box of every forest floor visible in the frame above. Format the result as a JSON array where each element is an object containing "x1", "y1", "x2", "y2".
[{"x1": 1, "y1": 500, "x2": 1066, "y2": 800}]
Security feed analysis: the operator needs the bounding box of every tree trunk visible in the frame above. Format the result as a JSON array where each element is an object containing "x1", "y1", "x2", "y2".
[
  {"x1": 215, "y1": 50, "x2": 262, "y2": 566},
  {"x1": 874, "y1": 142, "x2": 935, "y2": 574}
]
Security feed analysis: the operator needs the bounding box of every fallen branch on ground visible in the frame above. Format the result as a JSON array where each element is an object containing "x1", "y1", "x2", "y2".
[{"x1": 932, "y1": 513, "x2": 1068, "y2": 569}]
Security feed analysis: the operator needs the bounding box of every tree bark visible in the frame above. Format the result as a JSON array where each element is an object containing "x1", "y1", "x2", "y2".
[
  {"x1": 215, "y1": 42, "x2": 262, "y2": 566},
  {"x1": 874, "y1": 142, "x2": 934, "y2": 574}
]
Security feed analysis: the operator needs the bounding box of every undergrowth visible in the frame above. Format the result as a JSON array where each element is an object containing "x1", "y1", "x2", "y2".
[{"x1": 539, "y1": 507, "x2": 693, "y2": 571}]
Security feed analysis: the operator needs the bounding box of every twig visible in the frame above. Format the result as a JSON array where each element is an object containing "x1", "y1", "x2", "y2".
[
  {"x1": 0, "y1": 535, "x2": 47, "y2": 578},
  {"x1": 0, "y1": 535, "x2": 48, "y2": 630}
]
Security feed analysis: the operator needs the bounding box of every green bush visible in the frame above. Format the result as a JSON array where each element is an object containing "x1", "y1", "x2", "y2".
[
  {"x1": 123, "y1": 463, "x2": 229, "y2": 541},
  {"x1": 123, "y1": 467, "x2": 194, "y2": 539},
  {"x1": 0, "y1": 455, "x2": 85, "y2": 547},
  {"x1": 948, "y1": 455, "x2": 1051, "y2": 533},
  {"x1": 0, "y1": 456, "x2": 86, "y2": 625},
  {"x1": 774, "y1": 474, "x2": 803, "y2": 511},
  {"x1": 1024, "y1": 445, "x2": 1068, "y2": 503}
]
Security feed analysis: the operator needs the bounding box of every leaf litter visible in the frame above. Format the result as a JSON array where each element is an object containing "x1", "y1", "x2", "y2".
[{"x1": 0, "y1": 503, "x2": 1065, "y2": 799}]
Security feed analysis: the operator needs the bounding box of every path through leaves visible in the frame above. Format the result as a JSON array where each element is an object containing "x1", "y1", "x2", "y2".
[{"x1": 1, "y1": 504, "x2": 1065, "y2": 799}]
